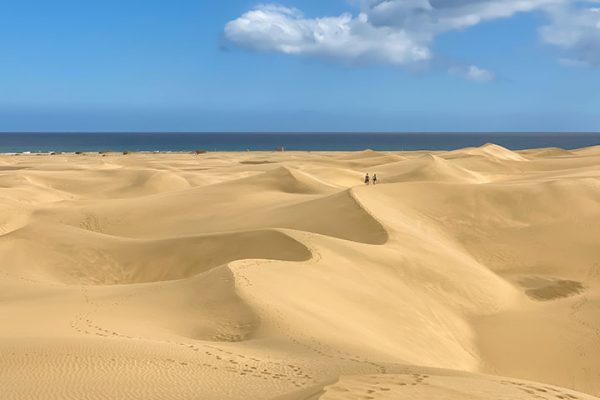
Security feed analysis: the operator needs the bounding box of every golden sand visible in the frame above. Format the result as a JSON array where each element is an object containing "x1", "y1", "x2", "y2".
[{"x1": 1, "y1": 145, "x2": 599, "y2": 399}]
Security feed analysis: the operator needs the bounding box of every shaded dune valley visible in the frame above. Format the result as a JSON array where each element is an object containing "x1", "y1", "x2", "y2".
[{"x1": 1, "y1": 145, "x2": 600, "y2": 400}]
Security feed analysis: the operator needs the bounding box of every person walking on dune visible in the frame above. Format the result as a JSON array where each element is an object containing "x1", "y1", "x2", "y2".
[
  {"x1": 364, "y1": 173, "x2": 370, "y2": 186},
  {"x1": 373, "y1": 174, "x2": 378, "y2": 185}
]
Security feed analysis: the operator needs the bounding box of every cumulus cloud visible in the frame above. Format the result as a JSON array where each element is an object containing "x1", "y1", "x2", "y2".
[
  {"x1": 224, "y1": 5, "x2": 432, "y2": 65},
  {"x1": 540, "y1": 3, "x2": 600, "y2": 66},
  {"x1": 224, "y1": 0, "x2": 600, "y2": 74}
]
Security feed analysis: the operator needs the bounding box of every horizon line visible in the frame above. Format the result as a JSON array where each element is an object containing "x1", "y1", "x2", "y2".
[{"x1": 2, "y1": 131, "x2": 600, "y2": 135}]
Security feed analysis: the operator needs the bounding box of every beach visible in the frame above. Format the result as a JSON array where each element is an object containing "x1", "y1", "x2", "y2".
[{"x1": 0, "y1": 145, "x2": 599, "y2": 400}]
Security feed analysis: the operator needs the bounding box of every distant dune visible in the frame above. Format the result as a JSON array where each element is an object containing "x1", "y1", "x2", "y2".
[{"x1": 0, "y1": 145, "x2": 599, "y2": 400}]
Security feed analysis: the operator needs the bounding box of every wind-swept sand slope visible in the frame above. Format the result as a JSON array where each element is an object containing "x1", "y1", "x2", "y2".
[{"x1": 0, "y1": 146, "x2": 599, "y2": 400}]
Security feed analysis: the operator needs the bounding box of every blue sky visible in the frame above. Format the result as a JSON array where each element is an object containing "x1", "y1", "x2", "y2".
[{"x1": 0, "y1": 0, "x2": 599, "y2": 132}]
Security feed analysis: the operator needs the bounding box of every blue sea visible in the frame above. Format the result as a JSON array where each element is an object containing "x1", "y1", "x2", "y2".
[{"x1": 1, "y1": 132, "x2": 599, "y2": 153}]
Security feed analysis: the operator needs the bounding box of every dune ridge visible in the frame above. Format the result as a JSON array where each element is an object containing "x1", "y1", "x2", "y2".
[
  {"x1": 0, "y1": 145, "x2": 599, "y2": 400},
  {"x1": 0, "y1": 224, "x2": 311, "y2": 285}
]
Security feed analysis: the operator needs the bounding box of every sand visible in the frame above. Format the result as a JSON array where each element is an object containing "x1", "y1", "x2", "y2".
[{"x1": 0, "y1": 145, "x2": 599, "y2": 400}]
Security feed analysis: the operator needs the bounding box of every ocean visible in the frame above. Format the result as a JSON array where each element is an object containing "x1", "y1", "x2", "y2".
[{"x1": 1, "y1": 132, "x2": 599, "y2": 153}]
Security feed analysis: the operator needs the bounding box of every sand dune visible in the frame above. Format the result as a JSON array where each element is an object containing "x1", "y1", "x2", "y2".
[
  {"x1": 233, "y1": 166, "x2": 338, "y2": 194},
  {"x1": 0, "y1": 224, "x2": 310, "y2": 284},
  {"x1": 459, "y1": 143, "x2": 528, "y2": 162},
  {"x1": 278, "y1": 369, "x2": 600, "y2": 400},
  {"x1": 17, "y1": 168, "x2": 192, "y2": 198},
  {"x1": 521, "y1": 147, "x2": 576, "y2": 158},
  {"x1": 335, "y1": 150, "x2": 406, "y2": 169},
  {"x1": 1, "y1": 145, "x2": 599, "y2": 400},
  {"x1": 376, "y1": 154, "x2": 487, "y2": 183},
  {"x1": 300, "y1": 167, "x2": 364, "y2": 188}
]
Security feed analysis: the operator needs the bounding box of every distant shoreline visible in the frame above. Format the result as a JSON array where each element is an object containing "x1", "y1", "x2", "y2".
[
  {"x1": 2, "y1": 144, "x2": 600, "y2": 157},
  {"x1": 1, "y1": 132, "x2": 599, "y2": 153}
]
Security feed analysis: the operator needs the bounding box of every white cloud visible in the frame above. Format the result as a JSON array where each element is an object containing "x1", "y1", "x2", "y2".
[
  {"x1": 224, "y1": 1, "x2": 600, "y2": 73},
  {"x1": 364, "y1": 0, "x2": 562, "y2": 31},
  {"x1": 224, "y1": 5, "x2": 432, "y2": 65},
  {"x1": 224, "y1": 1, "x2": 562, "y2": 67},
  {"x1": 540, "y1": 3, "x2": 600, "y2": 66},
  {"x1": 449, "y1": 65, "x2": 496, "y2": 82}
]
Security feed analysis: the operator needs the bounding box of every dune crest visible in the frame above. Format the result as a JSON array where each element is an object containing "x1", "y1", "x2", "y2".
[
  {"x1": 380, "y1": 153, "x2": 487, "y2": 183},
  {"x1": 0, "y1": 225, "x2": 311, "y2": 285},
  {"x1": 236, "y1": 166, "x2": 338, "y2": 194},
  {"x1": 461, "y1": 143, "x2": 528, "y2": 162}
]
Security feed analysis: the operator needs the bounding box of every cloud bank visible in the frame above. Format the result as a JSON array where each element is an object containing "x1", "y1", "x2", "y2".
[{"x1": 224, "y1": 1, "x2": 600, "y2": 74}]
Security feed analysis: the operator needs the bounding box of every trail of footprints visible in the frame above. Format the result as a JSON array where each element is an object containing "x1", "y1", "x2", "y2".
[
  {"x1": 327, "y1": 376, "x2": 589, "y2": 400},
  {"x1": 6, "y1": 225, "x2": 369, "y2": 388},
  {"x1": 561, "y1": 263, "x2": 600, "y2": 362},
  {"x1": 570, "y1": 296, "x2": 600, "y2": 343},
  {"x1": 326, "y1": 374, "x2": 430, "y2": 400},
  {"x1": 291, "y1": 233, "x2": 386, "y2": 374},
  {"x1": 69, "y1": 283, "x2": 314, "y2": 389},
  {"x1": 232, "y1": 253, "x2": 387, "y2": 377},
  {"x1": 500, "y1": 380, "x2": 584, "y2": 400}
]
